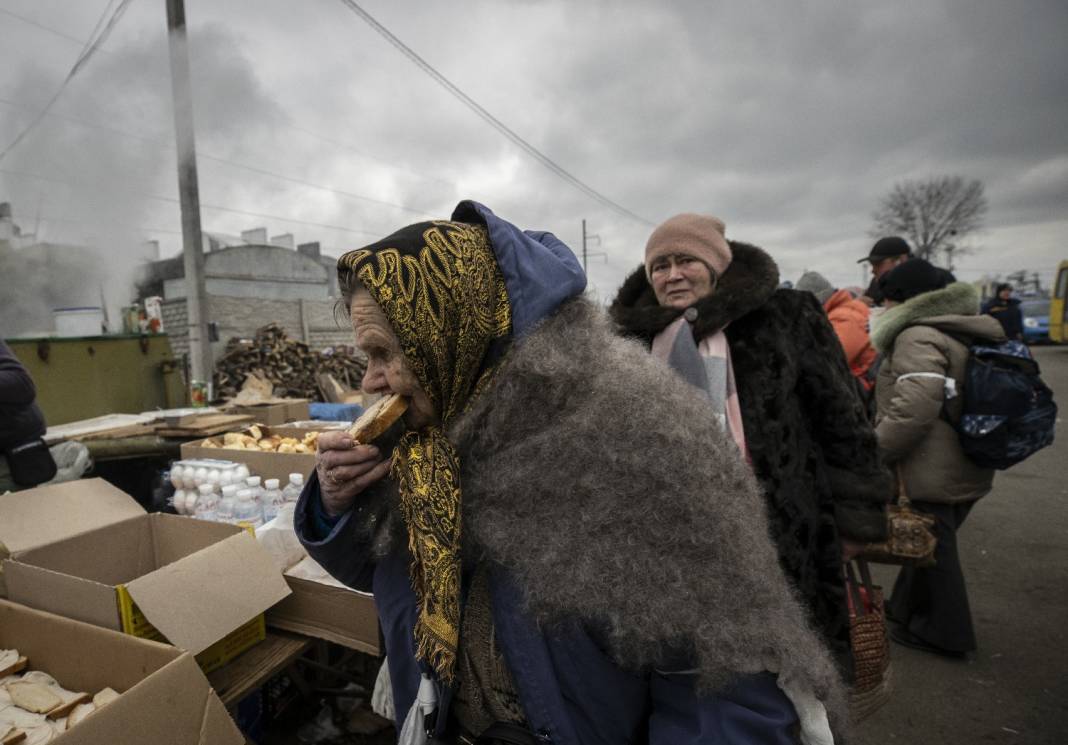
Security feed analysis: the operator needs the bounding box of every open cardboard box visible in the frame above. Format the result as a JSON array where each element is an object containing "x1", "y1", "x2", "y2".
[
  {"x1": 0, "y1": 479, "x2": 150, "y2": 599},
  {"x1": 180, "y1": 427, "x2": 317, "y2": 484},
  {"x1": 0, "y1": 600, "x2": 243, "y2": 744},
  {"x1": 227, "y1": 399, "x2": 310, "y2": 426},
  {"x1": 2, "y1": 479, "x2": 291, "y2": 673},
  {"x1": 267, "y1": 574, "x2": 379, "y2": 655}
]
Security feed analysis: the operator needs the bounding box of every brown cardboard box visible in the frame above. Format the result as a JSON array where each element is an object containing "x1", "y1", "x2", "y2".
[
  {"x1": 230, "y1": 399, "x2": 310, "y2": 426},
  {"x1": 181, "y1": 428, "x2": 317, "y2": 484},
  {"x1": 267, "y1": 576, "x2": 380, "y2": 655},
  {"x1": 2, "y1": 479, "x2": 291, "y2": 673},
  {"x1": 0, "y1": 479, "x2": 145, "y2": 598},
  {"x1": 0, "y1": 600, "x2": 244, "y2": 744}
]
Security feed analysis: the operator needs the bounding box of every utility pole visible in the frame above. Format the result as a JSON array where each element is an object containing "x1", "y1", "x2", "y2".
[
  {"x1": 166, "y1": 0, "x2": 212, "y2": 394},
  {"x1": 580, "y1": 219, "x2": 606, "y2": 274}
]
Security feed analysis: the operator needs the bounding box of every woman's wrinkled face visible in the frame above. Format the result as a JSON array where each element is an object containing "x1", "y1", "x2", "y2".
[
  {"x1": 650, "y1": 253, "x2": 716, "y2": 309},
  {"x1": 350, "y1": 289, "x2": 437, "y2": 429}
]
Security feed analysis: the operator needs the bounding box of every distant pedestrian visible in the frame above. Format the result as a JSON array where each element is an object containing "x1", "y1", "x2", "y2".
[
  {"x1": 871, "y1": 258, "x2": 1006, "y2": 657},
  {"x1": 0, "y1": 340, "x2": 55, "y2": 491},
  {"x1": 982, "y1": 283, "x2": 1024, "y2": 341},
  {"x1": 610, "y1": 213, "x2": 891, "y2": 675},
  {"x1": 796, "y1": 271, "x2": 878, "y2": 394},
  {"x1": 859, "y1": 236, "x2": 912, "y2": 306}
]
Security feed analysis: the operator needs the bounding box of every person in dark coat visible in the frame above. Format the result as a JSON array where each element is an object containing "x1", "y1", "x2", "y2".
[
  {"x1": 297, "y1": 201, "x2": 848, "y2": 745},
  {"x1": 609, "y1": 214, "x2": 891, "y2": 675},
  {"x1": 873, "y1": 260, "x2": 1006, "y2": 657},
  {"x1": 0, "y1": 339, "x2": 54, "y2": 491},
  {"x1": 981, "y1": 283, "x2": 1024, "y2": 341},
  {"x1": 858, "y1": 236, "x2": 912, "y2": 307}
]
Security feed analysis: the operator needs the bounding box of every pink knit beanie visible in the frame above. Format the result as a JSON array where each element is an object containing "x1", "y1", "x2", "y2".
[{"x1": 644, "y1": 213, "x2": 732, "y2": 280}]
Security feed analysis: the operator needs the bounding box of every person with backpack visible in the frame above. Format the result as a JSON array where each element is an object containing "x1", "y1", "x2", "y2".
[{"x1": 871, "y1": 259, "x2": 1006, "y2": 658}]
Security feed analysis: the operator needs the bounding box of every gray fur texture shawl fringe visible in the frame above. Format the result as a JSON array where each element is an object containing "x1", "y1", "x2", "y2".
[{"x1": 449, "y1": 297, "x2": 847, "y2": 726}]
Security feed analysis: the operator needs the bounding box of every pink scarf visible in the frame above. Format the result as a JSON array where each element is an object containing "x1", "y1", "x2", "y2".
[{"x1": 652, "y1": 316, "x2": 749, "y2": 461}]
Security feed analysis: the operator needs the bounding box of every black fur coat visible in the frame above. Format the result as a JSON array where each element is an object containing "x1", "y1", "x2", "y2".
[{"x1": 609, "y1": 241, "x2": 891, "y2": 663}]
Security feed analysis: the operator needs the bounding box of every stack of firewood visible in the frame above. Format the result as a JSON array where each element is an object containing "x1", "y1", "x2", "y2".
[{"x1": 213, "y1": 323, "x2": 367, "y2": 401}]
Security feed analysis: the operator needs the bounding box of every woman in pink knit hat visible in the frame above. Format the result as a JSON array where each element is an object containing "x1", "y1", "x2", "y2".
[{"x1": 610, "y1": 214, "x2": 891, "y2": 684}]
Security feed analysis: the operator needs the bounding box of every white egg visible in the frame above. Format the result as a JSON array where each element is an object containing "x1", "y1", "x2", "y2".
[
  {"x1": 169, "y1": 467, "x2": 183, "y2": 487},
  {"x1": 193, "y1": 467, "x2": 208, "y2": 486}
]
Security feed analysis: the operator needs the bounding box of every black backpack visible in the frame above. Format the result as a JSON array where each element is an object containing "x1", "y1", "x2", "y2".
[{"x1": 951, "y1": 340, "x2": 1057, "y2": 469}]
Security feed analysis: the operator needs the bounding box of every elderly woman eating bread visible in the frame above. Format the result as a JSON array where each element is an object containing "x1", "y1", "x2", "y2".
[{"x1": 296, "y1": 201, "x2": 847, "y2": 745}]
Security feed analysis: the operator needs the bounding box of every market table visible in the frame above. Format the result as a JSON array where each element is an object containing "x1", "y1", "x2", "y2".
[{"x1": 207, "y1": 629, "x2": 313, "y2": 707}]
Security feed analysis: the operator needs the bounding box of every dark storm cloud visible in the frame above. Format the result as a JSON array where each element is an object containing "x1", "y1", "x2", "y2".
[{"x1": 1, "y1": 0, "x2": 1065, "y2": 300}]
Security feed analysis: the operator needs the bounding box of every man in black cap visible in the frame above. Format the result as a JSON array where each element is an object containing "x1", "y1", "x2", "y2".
[{"x1": 859, "y1": 236, "x2": 912, "y2": 306}]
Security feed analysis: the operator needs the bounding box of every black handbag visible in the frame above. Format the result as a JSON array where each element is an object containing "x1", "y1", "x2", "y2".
[{"x1": 4, "y1": 438, "x2": 57, "y2": 487}]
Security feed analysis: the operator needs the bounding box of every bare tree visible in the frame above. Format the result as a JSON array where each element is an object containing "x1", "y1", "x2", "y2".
[{"x1": 871, "y1": 175, "x2": 987, "y2": 262}]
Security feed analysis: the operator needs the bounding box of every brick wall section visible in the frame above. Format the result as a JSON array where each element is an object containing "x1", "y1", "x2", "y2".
[
  {"x1": 159, "y1": 296, "x2": 352, "y2": 355},
  {"x1": 161, "y1": 298, "x2": 189, "y2": 358}
]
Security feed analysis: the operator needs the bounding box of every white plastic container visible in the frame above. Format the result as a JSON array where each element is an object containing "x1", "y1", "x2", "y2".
[
  {"x1": 194, "y1": 484, "x2": 219, "y2": 522},
  {"x1": 53, "y1": 307, "x2": 105, "y2": 337},
  {"x1": 282, "y1": 473, "x2": 304, "y2": 504},
  {"x1": 233, "y1": 488, "x2": 264, "y2": 529},
  {"x1": 262, "y1": 479, "x2": 285, "y2": 523},
  {"x1": 218, "y1": 485, "x2": 238, "y2": 524},
  {"x1": 171, "y1": 489, "x2": 187, "y2": 515},
  {"x1": 245, "y1": 476, "x2": 265, "y2": 513}
]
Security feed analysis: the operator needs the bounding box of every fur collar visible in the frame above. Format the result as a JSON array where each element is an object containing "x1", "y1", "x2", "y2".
[
  {"x1": 449, "y1": 296, "x2": 847, "y2": 731},
  {"x1": 871, "y1": 282, "x2": 982, "y2": 353},
  {"x1": 608, "y1": 241, "x2": 780, "y2": 342}
]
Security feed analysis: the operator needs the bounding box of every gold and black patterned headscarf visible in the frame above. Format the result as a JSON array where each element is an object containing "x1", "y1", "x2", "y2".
[{"x1": 338, "y1": 220, "x2": 512, "y2": 683}]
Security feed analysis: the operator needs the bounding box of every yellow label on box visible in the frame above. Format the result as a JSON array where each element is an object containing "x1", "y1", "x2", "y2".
[{"x1": 116, "y1": 584, "x2": 265, "y2": 673}]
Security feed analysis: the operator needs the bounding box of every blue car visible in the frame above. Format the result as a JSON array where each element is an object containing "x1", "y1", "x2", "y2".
[{"x1": 1021, "y1": 299, "x2": 1050, "y2": 344}]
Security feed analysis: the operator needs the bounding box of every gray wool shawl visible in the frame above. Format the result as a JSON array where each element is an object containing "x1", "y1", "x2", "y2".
[{"x1": 447, "y1": 296, "x2": 848, "y2": 731}]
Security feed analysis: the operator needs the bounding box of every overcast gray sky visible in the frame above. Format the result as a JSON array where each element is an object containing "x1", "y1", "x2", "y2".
[{"x1": 1, "y1": 0, "x2": 1066, "y2": 302}]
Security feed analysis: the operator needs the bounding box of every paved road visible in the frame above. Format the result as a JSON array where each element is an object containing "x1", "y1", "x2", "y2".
[{"x1": 855, "y1": 345, "x2": 1068, "y2": 745}]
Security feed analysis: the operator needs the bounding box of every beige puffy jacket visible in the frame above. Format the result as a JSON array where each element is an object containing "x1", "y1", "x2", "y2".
[{"x1": 871, "y1": 283, "x2": 1006, "y2": 504}]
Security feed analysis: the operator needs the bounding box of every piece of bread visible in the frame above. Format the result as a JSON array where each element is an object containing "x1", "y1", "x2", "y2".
[
  {"x1": 347, "y1": 395, "x2": 408, "y2": 444},
  {"x1": 5, "y1": 683, "x2": 61, "y2": 715},
  {"x1": 65, "y1": 703, "x2": 95, "y2": 729},
  {"x1": 0, "y1": 652, "x2": 26, "y2": 679},
  {"x1": 91, "y1": 688, "x2": 119, "y2": 709}
]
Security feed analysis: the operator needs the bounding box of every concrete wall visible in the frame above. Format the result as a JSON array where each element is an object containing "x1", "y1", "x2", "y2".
[
  {"x1": 161, "y1": 295, "x2": 353, "y2": 360},
  {"x1": 165, "y1": 277, "x2": 329, "y2": 301},
  {"x1": 163, "y1": 244, "x2": 331, "y2": 301}
]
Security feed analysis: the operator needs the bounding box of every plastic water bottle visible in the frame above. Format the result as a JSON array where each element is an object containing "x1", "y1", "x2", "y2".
[
  {"x1": 245, "y1": 476, "x2": 265, "y2": 513},
  {"x1": 218, "y1": 485, "x2": 238, "y2": 524},
  {"x1": 194, "y1": 484, "x2": 219, "y2": 522},
  {"x1": 262, "y1": 479, "x2": 285, "y2": 523},
  {"x1": 233, "y1": 488, "x2": 264, "y2": 529},
  {"x1": 282, "y1": 473, "x2": 304, "y2": 504}
]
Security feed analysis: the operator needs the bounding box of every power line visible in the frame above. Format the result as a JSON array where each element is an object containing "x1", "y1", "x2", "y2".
[
  {"x1": 335, "y1": 0, "x2": 655, "y2": 227},
  {"x1": 0, "y1": 6, "x2": 113, "y2": 49},
  {"x1": 0, "y1": 166, "x2": 385, "y2": 237},
  {"x1": 0, "y1": 0, "x2": 134, "y2": 163},
  {"x1": 0, "y1": 7, "x2": 454, "y2": 191},
  {"x1": 0, "y1": 97, "x2": 437, "y2": 217}
]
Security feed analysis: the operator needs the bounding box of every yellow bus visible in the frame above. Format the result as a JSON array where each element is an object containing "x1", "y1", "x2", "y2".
[{"x1": 1051, "y1": 261, "x2": 1068, "y2": 343}]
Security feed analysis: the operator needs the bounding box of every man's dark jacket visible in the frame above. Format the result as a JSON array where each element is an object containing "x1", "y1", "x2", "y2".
[
  {"x1": 982, "y1": 296, "x2": 1023, "y2": 340},
  {"x1": 0, "y1": 340, "x2": 46, "y2": 451}
]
